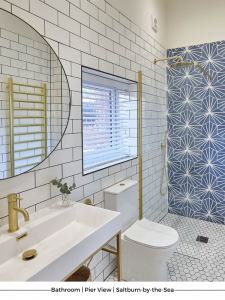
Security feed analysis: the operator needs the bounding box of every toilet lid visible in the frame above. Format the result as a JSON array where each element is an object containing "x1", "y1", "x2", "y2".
[{"x1": 124, "y1": 218, "x2": 179, "y2": 249}]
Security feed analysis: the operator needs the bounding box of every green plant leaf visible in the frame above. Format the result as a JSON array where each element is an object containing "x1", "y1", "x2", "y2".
[
  {"x1": 50, "y1": 179, "x2": 58, "y2": 185},
  {"x1": 51, "y1": 178, "x2": 76, "y2": 195}
]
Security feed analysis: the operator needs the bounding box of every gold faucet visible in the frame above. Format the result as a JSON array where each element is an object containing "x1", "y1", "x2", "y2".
[{"x1": 7, "y1": 194, "x2": 29, "y2": 233}]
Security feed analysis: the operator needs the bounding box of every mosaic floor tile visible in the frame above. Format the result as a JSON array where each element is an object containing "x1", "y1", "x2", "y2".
[
  {"x1": 105, "y1": 213, "x2": 225, "y2": 282},
  {"x1": 160, "y1": 213, "x2": 225, "y2": 261}
]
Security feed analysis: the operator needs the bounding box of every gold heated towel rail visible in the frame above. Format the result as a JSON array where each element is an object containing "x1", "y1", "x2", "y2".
[{"x1": 7, "y1": 78, "x2": 47, "y2": 177}]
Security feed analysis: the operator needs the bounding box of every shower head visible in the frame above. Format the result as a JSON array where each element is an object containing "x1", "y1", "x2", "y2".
[
  {"x1": 170, "y1": 61, "x2": 194, "y2": 69},
  {"x1": 171, "y1": 61, "x2": 212, "y2": 79},
  {"x1": 153, "y1": 56, "x2": 212, "y2": 80}
]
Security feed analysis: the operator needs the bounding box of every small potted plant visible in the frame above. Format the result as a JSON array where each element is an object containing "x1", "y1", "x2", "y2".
[{"x1": 50, "y1": 178, "x2": 76, "y2": 206}]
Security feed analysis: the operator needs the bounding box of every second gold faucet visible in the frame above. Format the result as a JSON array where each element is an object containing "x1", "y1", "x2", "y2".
[{"x1": 7, "y1": 194, "x2": 29, "y2": 233}]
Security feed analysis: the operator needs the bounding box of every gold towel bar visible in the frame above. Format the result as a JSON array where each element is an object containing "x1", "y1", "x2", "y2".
[
  {"x1": 14, "y1": 131, "x2": 45, "y2": 136},
  {"x1": 14, "y1": 108, "x2": 44, "y2": 111},
  {"x1": 14, "y1": 116, "x2": 44, "y2": 119},
  {"x1": 13, "y1": 91, "x2": 44, "y2": 96},
  {"x1": 14, "y1": 139, "x2": 45, "y2": 144},
  {"x1": 15, "y1": 154, "x2": 45, "y2": 161},
  {"x1": 15, "y1": 146, "x2": 45, "y2": 152},
  {"x1": 7, "y1": 78, "x2": 47, "y2": 176},
  {"x1": 15, "y1": 162, "x2": 38, "y2": 170},
  {"x1": 13, "y1": 83, "x2": 43, "y2": 89},
  {"x1": 13, "y1": 100, "x2": 44, "y2": 104},
  {"x1": 102, "y1": 247, "x2": 117, "y2": 255},
  {"x1": 14, "y1": 124, "x2": 44, "y2": 127}
]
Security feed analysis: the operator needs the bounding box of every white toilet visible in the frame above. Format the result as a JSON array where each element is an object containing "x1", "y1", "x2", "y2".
[{"x1": 104, "y1": 179, "x2": 179, "y2": 281}]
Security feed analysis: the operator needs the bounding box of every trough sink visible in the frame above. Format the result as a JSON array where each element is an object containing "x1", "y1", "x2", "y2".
[{"x1": 0, "y1": 201, "x2": 121, "y2": 281}]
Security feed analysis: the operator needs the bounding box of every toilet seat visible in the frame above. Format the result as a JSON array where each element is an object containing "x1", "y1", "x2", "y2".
[{"x1": 124, "y1": 218, "x2": 179, "y2": 249}]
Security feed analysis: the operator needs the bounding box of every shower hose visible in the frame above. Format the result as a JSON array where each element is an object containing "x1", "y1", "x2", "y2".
[{"x1": 160, "y1": 130, "x2": 168, "y2": 196}]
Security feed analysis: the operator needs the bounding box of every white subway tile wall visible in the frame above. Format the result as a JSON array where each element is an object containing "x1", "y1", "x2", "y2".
[
  {"x1": 0, "y1": 0, "x2": 167, "y2": 281},
  {"x1": 0, "y1": 28, "x2": 52, "y2": 178},
  {"x1": 0, "y1": 27, "x2": 68, "y2": 178}
]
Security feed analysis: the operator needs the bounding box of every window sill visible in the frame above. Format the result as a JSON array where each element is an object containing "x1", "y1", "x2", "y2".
[{"x1": 83, "y1": 155, "x2": 138, "y2": 176}]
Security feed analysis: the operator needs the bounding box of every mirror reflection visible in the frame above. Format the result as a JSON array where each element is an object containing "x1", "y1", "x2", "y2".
[{"x1": 0, "y1": 9, "x2": 70, "y2": 179}]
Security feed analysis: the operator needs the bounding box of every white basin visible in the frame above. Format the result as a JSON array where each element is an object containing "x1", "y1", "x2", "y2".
[{"x1": 0, "y1": 202, "x2": 121, "y2": 281}]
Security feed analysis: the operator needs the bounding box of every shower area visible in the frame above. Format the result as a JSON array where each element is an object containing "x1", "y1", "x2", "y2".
[
  {"x1": 160, "y1": 41, "x2": 225, "y2": 281},
  {"x1": 107, "y1": 41, "x2": 225, "y2": 282}
]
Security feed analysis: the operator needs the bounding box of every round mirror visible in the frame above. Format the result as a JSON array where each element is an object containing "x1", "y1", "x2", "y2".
[{"x1": 0, "y1": 9, "x2": 70, "y2": 179}]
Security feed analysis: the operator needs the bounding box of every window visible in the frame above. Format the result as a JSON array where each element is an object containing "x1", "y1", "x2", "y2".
[{"x1": 82, "y1": 67, "x2": 138, "y2": 175}]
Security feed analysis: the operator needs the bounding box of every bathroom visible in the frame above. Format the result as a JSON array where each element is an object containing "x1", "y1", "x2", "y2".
[{"x1": 0, "y1": 0, "x2": 225, "y2": 294}]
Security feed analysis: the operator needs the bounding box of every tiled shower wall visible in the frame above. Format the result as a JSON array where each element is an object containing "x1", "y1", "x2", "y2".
[
  {"x1": 167, "y1": 42, "x2": 225, "y2": 224},
  {"x1": 0, "y1": 0, "x2": 167, "y2": 281}
]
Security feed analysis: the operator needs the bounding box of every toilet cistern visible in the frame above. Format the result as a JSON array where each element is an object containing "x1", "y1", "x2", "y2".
[{"x1": 7, "y1": 193, "x2": 29, "y2": 233}]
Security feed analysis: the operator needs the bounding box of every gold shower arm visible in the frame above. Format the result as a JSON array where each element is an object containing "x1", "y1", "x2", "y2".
[
  {"x1": 194, "y1": 62, "x2": 212, "y2": 80},
  {"x1": 154, "y1": 56, "x2": 183, "y2": 64}
]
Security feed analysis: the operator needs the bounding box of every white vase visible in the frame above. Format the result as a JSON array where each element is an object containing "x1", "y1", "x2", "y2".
[{"x1": 62, "y1": 194, "x2": 70, "y2": 206}]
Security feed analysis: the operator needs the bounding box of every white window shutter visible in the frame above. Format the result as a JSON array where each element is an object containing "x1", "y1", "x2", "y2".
[{"x1": 82, "y1": 81, "x2": 131, "y2": 174}]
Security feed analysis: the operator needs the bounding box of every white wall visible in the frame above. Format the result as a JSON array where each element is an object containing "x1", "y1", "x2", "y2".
[
  {"x1": 106, "y1": 0, "x2": 167, "y2": 48},
  {"x1": 0, "y1": 9, "x2": 45, "y2": 43},
  {"x1": 165, "y1": 0, "x2": 225, "y2": 49},
  {"x1": 0, "y1": 0, "x2": 167, "y2": 282}
]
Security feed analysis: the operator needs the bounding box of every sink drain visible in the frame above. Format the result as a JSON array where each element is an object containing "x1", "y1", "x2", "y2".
[{"x1": 22, "y1": 249, "x2": 37, "y2": 261}]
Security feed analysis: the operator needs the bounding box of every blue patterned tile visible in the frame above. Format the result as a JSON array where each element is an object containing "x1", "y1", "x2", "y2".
[
  {"x1": 217, "y1": 150, "x2": 225, "y2": 165},
  {"x1": 195, "y1": 199, "x2": 224, "y2": 224},
  {"x1": 168, "y1": 41, "x2": 225, "y2": 225}
]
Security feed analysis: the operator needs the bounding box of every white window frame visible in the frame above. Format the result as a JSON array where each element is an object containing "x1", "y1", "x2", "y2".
[{"x1": 82, "y1": 67, "x2": 138, "y2": 175}]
